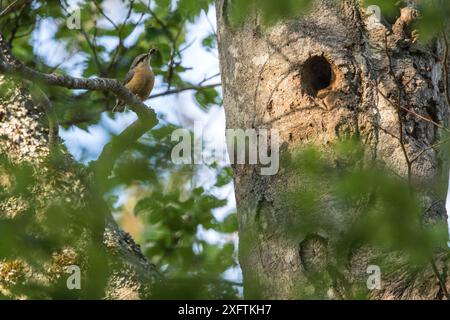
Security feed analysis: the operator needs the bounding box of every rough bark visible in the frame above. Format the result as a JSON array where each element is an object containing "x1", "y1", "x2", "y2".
[
  {"x1": 0, "y1": 40, "x2": 160, "y2": 298},
  {"x1": 217, "y1": 0, "x2": 450, "y2": 299}
]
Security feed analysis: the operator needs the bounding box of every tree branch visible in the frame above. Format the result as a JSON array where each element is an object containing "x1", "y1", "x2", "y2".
[
  {"x1": 93, "y1": 0, "x2": 118, "y2": 29},
  {"x1": 0, "y1": 0, "x2": 28, "y2": 18},
  {"x1": 0, "y1": 31, "x2": 158, "y2": 184},
  {"x1": 377, "y1": 87, "x2": 448, "y2": 132},
  {"x1": 430, "y1": 258, "x2": 450, "y2": 300},
  {"x1": 383, "y1": 33, "x2": 413, "y2": 182},
  {"x1": 146, "y1": 82, "x2": 221, "y2": 100},
  {"x1": 106, "y1": 0, "x2": 142, "y2": 73},
  {"x1": 0, "y1": 33, "x2": 154, "y2": 120},
  {"x1": 59, "y1": 83, "x2": 222, "y2": 126}
]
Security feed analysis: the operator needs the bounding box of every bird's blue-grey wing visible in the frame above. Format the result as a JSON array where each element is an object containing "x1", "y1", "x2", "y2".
[
  {"x1": 113, "y1": 69, "x2": 134, "y2": 112},
  {"x1": 122, "y1": 69, "x2": 135, "y2": 85}
]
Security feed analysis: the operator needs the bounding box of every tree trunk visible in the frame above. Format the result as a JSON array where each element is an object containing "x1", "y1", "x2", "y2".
[
  {"x1": 216, "y1": 0, "x2": 450, "y2": 299},
  {"x1": 0, "y1": 75, "x2": 159, "y2": 299}
]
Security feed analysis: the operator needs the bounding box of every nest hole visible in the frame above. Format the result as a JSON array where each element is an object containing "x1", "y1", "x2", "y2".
[
  {"x1": 299, "y1": 234, "x2": 328, "y2": 273},
  {"x1": 301, "y1": 55, "x2": 334, "y2": 97}
]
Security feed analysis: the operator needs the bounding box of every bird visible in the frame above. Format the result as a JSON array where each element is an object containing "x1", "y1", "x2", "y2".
[{"x1": 113, "y1": 48, "x2": 157, "y2": 112}]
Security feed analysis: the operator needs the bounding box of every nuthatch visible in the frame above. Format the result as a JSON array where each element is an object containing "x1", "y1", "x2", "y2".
[{"x1": 113, "y1": 48, "x2": 157, "y2": 112}]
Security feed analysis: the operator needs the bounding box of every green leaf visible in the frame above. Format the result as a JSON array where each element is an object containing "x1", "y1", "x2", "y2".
[
  {"x1": 201, "y1": 33, "x2": 217, "y2": 51},
  {"x1": 194, "y1": 87, "x2": 221, "y2": 110},
  {"x1": 219, "y1": 213, "x2": 238, "y2": 233}
]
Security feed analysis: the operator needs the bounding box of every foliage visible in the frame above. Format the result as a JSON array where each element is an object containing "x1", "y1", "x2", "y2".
[
  {"x1": 0, "y1": 0, "x2": 237, "y2": 299},
  {"x1": 1, "y1": 0, "x2": 450, "y2": 300},
  {"x1": 282, "y1": 138, "x2": 450, "y2": 299},
  {"x1": 226, "y1": 0, "x2": 450, "y2": 39},
  {"x1": 0, "y1": 0, "x2": 222, "y2": 127},
  {"x1": 364, "y1": 0, "x2": 450, "y2": 42},
  {"x1": 111, "y1": 126, "x2": 239, "y2": 297}
]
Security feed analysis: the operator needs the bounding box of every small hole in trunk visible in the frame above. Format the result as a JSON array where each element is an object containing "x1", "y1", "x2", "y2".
[{"x1": 301, "y1": 55, "x2": 333, "y2": 97}]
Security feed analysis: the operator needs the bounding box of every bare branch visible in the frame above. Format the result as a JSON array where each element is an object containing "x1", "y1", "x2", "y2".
[
  {"x1": 442, "y1": 31, "x2": 450, "y2": 112},
  {"x1": 410, "y1": 136, "x2": 450, "y2": 164},
  {"x1": 383, "y1": 33, "x2": 412, "y2": 182},
  {"x1": 60, "y1": 83, "x2": 222, "y2": 126},
  {"x1": 0, "y1": 34, "x2": 154, "y2": 121},
  {"x1": 106, "y1": 0, "x2": 142, "y2": 72},
  {"x1": 0, "y1": 31, "x2": 158, "y2": 183},
  {"x1": 199, "y1": 73, "x2": 221, "y2": 85},
  {"x1": 93, "y1": 0, "x2": 118, "y2": 29},
  {"x1": 377, "y1": 88, "x2": 448, "y2": 132},
  {"x1": 60, "y1": 3, "x2": 105, "y2": 76},
  {"x1": 0, "y1": 0, "x2": 28, "y2": 18},
  {"x1": 147, "y1": 82, "x2": 221, "y2": 100},
  {"x1": 430, "y1": 258, "x2": 450, "y2": 300}
]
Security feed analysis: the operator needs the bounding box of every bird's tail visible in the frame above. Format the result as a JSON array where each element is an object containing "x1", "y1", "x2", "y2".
[{"x1": 112, "y1": 99, "x2": 126, "y2": 112}]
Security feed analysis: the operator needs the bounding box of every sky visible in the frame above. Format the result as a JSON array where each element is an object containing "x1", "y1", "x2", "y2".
[{"x1": 32, "y1": 0, "x2": 242, "y2": 285}]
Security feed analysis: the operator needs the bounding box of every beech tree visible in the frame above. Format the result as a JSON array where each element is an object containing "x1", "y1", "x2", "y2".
[{"x1": 216, "y1": 0, "x2": 450, "y2": 299}]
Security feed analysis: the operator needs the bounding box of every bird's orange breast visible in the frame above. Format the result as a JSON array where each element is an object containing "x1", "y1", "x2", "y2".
[{"x1": 125, "y1": 66, "x2": 155, "y2": 101}]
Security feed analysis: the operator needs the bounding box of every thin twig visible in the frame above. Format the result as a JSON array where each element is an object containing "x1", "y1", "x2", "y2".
[
  {"x1": 0, "y1": 0, "x2": 27, "y2": 17},
  {"x1": 107, "y1": 0, "x2": 138, "y2": 72},
  {"x1": 377, "y1": 88, "x2": 448, "y2": 132},
  {"x1": 146, "y1": 83, "x2": 221, "y2": 101},
  {"x1": 93, "y1": 0, "x2": 118, "y2": 29},
  {"x1": 166, "y1": 21, "x2": 185, "y2": 89},
  {"x1": 60, "y1": 83, "x2": 221, "y2": 126},
  {"x1": 198, "y1": 72, "x2": 220, "y2": 86},
  {"x1": 430, "y1": 258, "x2": 450, "y2": 300},
  {"x1": 409, "y1": 136, "x2": 450, "y2": 164},
  {"x1": 383, "y1": 33, "x2": 412, "y2": 182},
  {"x1": 205, "y1": 12, "x2": 218, "y2": 38},
  {"x1": 442, "y1": 31, "x2": 450, "y2": 112}
]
